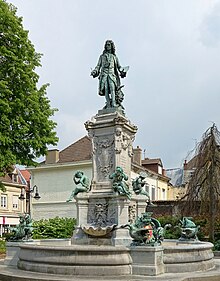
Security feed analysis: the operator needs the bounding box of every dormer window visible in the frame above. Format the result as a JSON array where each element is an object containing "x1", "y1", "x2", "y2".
[{"x1": 12, "y1": 174, "x2": 18, "y2": 183}]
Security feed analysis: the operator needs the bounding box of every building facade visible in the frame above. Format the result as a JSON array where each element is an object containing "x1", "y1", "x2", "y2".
[{"x1": 0, "y1": 168, "x2": 28, "y2": 237}]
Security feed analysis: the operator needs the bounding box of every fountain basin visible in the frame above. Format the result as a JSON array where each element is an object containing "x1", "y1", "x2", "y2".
[
  {"x1": 4, "y1": 239, "x2": 215, "y2": 278},
  {"x1": 17, "y1": 244, "x2": 132, "y2": 276},
  {"x1": 162, "y1": 240, "x2": 214, "y2": 273}
]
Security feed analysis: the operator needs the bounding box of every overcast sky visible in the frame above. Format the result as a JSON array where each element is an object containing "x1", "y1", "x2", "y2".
[{"x1": 9, "y1": 0, "x2": 220, "y2": 169}]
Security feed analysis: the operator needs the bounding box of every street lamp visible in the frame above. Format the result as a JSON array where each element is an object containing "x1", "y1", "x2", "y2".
[
  {"x1": 19, "y1": 185, "x2": 41, "y2": 201},
  {"x1": 19, "y1": 185, "x2": 41, "y2": 214}
]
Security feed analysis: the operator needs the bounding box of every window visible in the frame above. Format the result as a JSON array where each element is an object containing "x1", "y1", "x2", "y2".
[
  {"x1": 158, "y1": 166, "x2": 162, "y2": 175},
  {"x1": 162, "y1": 188, "x2": 166, "y2": 200},
  {"x1": 151, "y1": 187, "x2": 156, "y2": 201},
  {"x1": 12, "y1": 174, "x2": 18, "y2": 183},
  {"x1": 12, "y1": 195, "x2": 19, "y2": 209},
  {"x1": 145, "y1": 183, "x2": 149, "y2": 193},
  {"x1": 1, "y1": 195, "x2": 7, "y2": 208}
]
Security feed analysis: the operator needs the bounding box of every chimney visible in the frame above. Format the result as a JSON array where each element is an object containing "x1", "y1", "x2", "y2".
[
  {"x1": 45, "y1": 149, "x2": 59, "y2": 164},
  {"x1": 183, "y1": 160, "x2": 188, "y2": 170},
  {"x1": 132, "y1": 146, "x2": 142, "y2": 166}
]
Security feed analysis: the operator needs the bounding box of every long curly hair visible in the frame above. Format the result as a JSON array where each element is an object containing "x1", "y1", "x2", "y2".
[{"x1": 103, "y1": 40, "x2": 116, "y2": 55}]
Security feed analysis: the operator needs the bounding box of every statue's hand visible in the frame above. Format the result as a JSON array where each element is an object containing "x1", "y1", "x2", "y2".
[
  {"x1": 120, "y1": 71, "x2": 126, "y2": 78},
  {"x1": 91, "y1": 69, "x2": 98, "y2": 78}
]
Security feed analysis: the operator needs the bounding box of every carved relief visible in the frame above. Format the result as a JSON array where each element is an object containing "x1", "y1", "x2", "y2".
[
  {"x1": 88, "y1": 200, "x2": 117, "y2": 226},
  {"x1": 115, "y1": 127, "x2": 123, "y2": 154},
  {"x1": 115, "y1": 127, "x2": 134, "y2": 158},
  {"x1": 94, "y1": 136, "x2": 114, "y2": 181},
  {"x1": 114, "y1": 116, "x2": 127, "y2": 125},
  {"x1": 128, "y1": 204, "x2": 137, "y2": 224},
  {"x1": 94, "y1": 203, "x2": 108, "y2": 226}
]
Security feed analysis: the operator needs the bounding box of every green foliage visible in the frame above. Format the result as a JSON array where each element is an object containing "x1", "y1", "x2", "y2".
[
  {"x1": 213, "y1": 240, "x2": 220, "y2": 251},
  {"x1": 0, "y1": 239, "x2": 6, "y2": 254},
  {"x1": 0, "y1": 181, "x2": 6, "y2": 192},
  {"x1": 157, "y1": 216, "x2": 207, "y2": 240},
  {"x1": 4, "y1": 232, "x2": 14, "y2": 241},
  {"x1": 157, "y1": 216, "x2": 181, "y2": 239},
  {"x1": 0, "y1": 0, "x2": 58, "y2": 175},
  {"x1": 32, "y1": 217, "x2": 76, "y2": 239}
]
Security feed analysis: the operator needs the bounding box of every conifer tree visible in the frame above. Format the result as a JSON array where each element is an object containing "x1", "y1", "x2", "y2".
[{"x1": 0, "y1": 0, "x2": 58, "y2": 181}]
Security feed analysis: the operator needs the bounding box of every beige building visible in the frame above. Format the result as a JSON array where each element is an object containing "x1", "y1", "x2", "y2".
[{"x1": 0, "y1": 168, "x2": 27, "y2": 237}]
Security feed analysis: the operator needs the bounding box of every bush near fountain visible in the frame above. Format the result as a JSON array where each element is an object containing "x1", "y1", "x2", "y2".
[{"x1": 32, "y1": 217, "x2": 76, "y2": 239}]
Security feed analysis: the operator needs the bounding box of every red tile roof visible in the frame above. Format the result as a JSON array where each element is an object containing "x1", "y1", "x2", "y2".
[
  {"x1": 58, "y1": 136, "x2": 92, "y2": 163},
  {"x1": 19, "y1": 170, "x2": 31, "y2": 183},
  {"x1": 0, "y1": 174, "x2": 12, "y2": 184},
  {"x1": 142, "y1": 158, "x2": 162, "y2": 166}
]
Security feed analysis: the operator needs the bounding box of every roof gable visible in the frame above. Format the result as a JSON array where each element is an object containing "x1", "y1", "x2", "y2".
[{"x1": 58, "y1": 136, "x2": 92, "y2": 163}]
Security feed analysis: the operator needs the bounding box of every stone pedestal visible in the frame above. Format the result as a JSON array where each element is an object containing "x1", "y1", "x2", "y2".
[
  {"x1": 85, "y1": 110, "x2": 137, "y2": 191},
  {"x1": 130, "y1": 246, "x2": 165, "y2": 276},
  {"x1": 129, "y1": 195, "x2": 148, "y2": 224},
  {"x1": 72, "y1": 110, "x2": 137, "y2": 246},
  {"x1": 72, "y1": 193, "x2": 132, "y2": 246}
]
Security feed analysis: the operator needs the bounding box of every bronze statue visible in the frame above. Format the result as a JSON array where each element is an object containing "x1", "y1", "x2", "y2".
[
  {"x1": 120, "y1": 212, "x2": 169, "y2": 246},
  {"x1": 8, "y1": 214, "x2": 33, "y2": 241},
  {"x1": 178, "y1": 217, "x2": 200, "y2": 240},
  {"x1": 109, "y1": 166, "x2": 131, "y2": 199},
  {"x1": 91, "y1": 40, "x2": 129, "y2": 109},
  {"x1": 132, "y1": 172, "x2": 153, "y2": 204},
  {"x1": 66, "y1": 171, "x2": 90, "y2": 202}
]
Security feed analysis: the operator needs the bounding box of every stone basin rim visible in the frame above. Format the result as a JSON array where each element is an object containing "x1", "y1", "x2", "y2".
[
  {"x1": 162, "y1": 240, "x2": 213, "y2": 250},
  {"x1": 19, "y1": 244, "x2": 130, "y2": 252}
]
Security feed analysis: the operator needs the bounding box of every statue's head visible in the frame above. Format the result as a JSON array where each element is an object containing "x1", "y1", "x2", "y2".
[
  {"x1": 116, "y1": 166, "x2": 123, "y2": 173},
  {"x1": 115, "y1": 127, "x2": 122, "y2": 136},
  {"x1": 104, "y1": 40, "x2": 115, "y2": 54},
  {"x1": 75, "y1": 171, "x2": 83, "y2": 178}
]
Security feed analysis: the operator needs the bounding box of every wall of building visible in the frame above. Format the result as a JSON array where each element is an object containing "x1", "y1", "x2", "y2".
[
  {"x1": 0, "y1": 184, "x2": 26, "y2": 237},
  {"x1": 157, "y1": 178, "x2": 169, "y2": 200},
  {"x1": 29, "y1": 161, "x2": 92, "y2": 220}
]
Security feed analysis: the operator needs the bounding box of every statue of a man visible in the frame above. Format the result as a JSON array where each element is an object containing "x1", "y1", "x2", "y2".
[{"x1": 91, "y1": 40, "x2": 129, "y2": 109}]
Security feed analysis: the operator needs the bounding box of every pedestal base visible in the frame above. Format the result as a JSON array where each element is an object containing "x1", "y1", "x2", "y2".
[{"x1": 130, "y1": 246, "x2": 165, "y2": 276}]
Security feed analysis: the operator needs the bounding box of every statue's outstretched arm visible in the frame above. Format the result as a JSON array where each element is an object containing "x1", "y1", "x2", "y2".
[{"x1": 91, "y1": 55, "x2": 102, "y2": 78}]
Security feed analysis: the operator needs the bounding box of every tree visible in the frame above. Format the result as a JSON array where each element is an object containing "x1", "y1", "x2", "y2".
[
  {"x1": 182, "y1": 124, "x2": 220, "y2": 241},
  {"x1": 0, "y1": 1, "x2": 58, "y2": 180}
]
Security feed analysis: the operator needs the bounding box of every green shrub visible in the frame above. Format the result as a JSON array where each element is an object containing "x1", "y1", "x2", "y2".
[
  {"x1": 156, "y1": 215, "x2": 207, "y2": 240},
  {"x1": 33, "y1": 217, "x2": 76, "y2": 239},
  {"x1": 0, "y1": 239, "x2": 6, "y2": 254},
  {"x1": 157, "y1": 216, "x2": 181, "y2": 239},
  {"x1": 213, "y1": 240, "x2": 220, "y2": 251}
]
